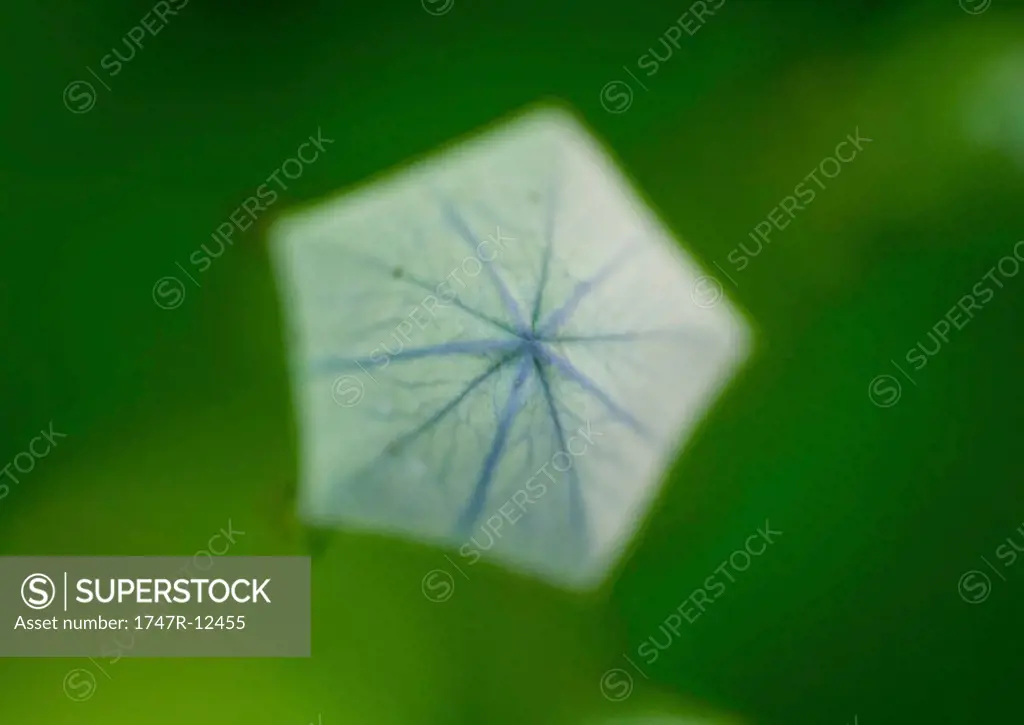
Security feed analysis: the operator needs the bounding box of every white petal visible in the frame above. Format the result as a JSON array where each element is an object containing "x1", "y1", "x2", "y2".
[{"x1": 269, "y1": 106, "x2": 752, "y2": 589}]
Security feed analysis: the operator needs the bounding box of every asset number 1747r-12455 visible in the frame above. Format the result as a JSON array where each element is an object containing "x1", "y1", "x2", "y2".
[{"x1": 133, "y1": 615, "x2": 246, "y2": 630}]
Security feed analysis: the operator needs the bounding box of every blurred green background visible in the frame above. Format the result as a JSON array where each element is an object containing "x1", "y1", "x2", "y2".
[{"x1": 2, "y1": 0, "x2": 1023, "y2": 722}]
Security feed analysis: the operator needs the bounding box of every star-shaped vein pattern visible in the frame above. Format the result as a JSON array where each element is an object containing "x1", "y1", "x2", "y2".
[{"x1": 270, "y1": 107, "x2": 751, "y2": 589}]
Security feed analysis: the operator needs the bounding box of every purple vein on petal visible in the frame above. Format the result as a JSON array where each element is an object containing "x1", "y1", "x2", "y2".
[
  {"x1": 456, "y1": 354, "x2": 534, "y2": 531},
  {"x1": 438, "y1": 199, "x2": 528, "y2": 332},
  {"x1": 543, "y1": 328, "x2": 724, "y2": 345},
  {"x1": 537, "y1": 346, "x2": 653, "y2": 440},
  {"x1": 335, "y1": 244, "x2": 520, "y2": 337},
  {"x1": 310, "y1": 339, "x2": 523, "y2": 376},
  {"x1": 373, "y1": 352, "x2": 519, "y2": 456},
  {"x1": 537, "y1": 245, "x2": 634, "y2": 337},
  {"x1": 530, "y1": 176, "x2": 560, "y2": 331},
  {"x1": 532, "y1": 356, "x2": 588, "y2": 547},
  {"x1": 331, "y1": 351, "x2": 520, "y2": 505}
]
